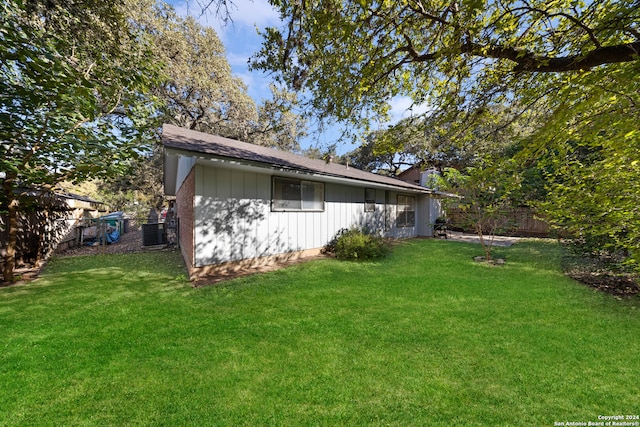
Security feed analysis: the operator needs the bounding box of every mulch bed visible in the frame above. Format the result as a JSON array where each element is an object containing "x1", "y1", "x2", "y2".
[{"x1": 567, "y1": 272, "x2": 640, "y2": 297}]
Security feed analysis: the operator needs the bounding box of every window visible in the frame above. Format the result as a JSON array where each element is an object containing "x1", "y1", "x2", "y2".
[
  {"x1": 365, "y1": 188, "x2": 376, "y2": 212},
  {"x1": 396, "y1": 195, "x2": 415, "y2": 227},
  {"x1": 272, "y1": 177, "x2": 324, "y2": 211}
]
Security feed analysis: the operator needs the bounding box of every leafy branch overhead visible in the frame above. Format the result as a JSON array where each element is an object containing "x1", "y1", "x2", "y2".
[{"x1": 251, "y1": 0, "x2": 640, "y2": 123}]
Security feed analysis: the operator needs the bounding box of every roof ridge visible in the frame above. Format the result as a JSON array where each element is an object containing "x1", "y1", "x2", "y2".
[{"x1": 162, "y1": 124, "x2": 430, "y2": 192}]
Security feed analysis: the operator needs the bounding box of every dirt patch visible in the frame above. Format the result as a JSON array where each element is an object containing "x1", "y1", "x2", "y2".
[
  {"x1": 567, "y1": 272, "x2": 640, "y2": 297},
  {"x1": 446, "y1": 231, "x2": 519, "y2": 247},
  {"x1": 55, "y1": 225, "x2": 146, "y2": 257},
  {"x1": 561, "y1": 245, "x2": 640, "y2": 298}
]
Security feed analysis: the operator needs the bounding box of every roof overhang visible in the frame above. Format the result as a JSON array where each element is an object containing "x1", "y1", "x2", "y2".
[
  {"x1": 164, "y1": 147, "x2": 179, "y2": 196},
  {"x1": 164, "y1": 146, "x2": 432, "y2": 196}
]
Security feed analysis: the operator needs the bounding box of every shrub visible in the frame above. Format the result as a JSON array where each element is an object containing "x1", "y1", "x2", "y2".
[{"x1": 324, "y1": 228, "x2": 390, "y2": 261}]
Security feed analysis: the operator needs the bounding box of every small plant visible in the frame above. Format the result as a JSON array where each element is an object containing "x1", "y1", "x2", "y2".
[
  {"x1": 324, "y1": 228, "x2": 390, "y2": 261},
  {"x1": 174, "y1": 274, "x2": 189, "y2": 282},
  {"x1": 441, "y1": 166, "x2": 515, "y2": 262}
]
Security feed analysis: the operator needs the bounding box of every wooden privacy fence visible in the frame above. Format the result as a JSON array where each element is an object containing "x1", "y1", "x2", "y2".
[
  {"x1": 1, "y1": 192, "x2": 108, "y2": 271},
  {"x1": 447, "y1": 207, "x2": 551, "y2": 237},
  {"x1": 0, "y1": 202, "x2": 74, "y2": 270}
]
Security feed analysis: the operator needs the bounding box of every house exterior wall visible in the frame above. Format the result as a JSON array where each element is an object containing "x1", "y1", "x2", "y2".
[
  {"x1": 176, "y1": 166, "x2": 196, "y2": 272},
  {"x1": 176, "y1": 155, "x2": 196, "y2": 193},
  {"x1": 189, "y1": 163, "x2": 430, "y2": 271}
]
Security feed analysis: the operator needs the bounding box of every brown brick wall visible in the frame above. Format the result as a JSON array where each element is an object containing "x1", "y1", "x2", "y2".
[{"x1": 176, "y1": 167, "x2": 195, "y2": 272}]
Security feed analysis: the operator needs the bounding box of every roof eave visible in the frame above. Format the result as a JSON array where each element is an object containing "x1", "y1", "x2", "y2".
[{"x1": 165, "y1": 146, "x2": 431, "y2": 194}]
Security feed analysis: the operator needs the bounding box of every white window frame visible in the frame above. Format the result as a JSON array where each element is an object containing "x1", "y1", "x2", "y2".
[
  {"x1": 396, "y1": 195, "x2": 415, "y2": 228},
  {"x1": 271, "y1": 177, "x2": 325, "y2": 212}
]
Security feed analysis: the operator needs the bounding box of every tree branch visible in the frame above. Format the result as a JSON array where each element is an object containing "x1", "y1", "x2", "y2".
[{"x1": 463, "y1": 40, "x2": 640, "y2": 72}]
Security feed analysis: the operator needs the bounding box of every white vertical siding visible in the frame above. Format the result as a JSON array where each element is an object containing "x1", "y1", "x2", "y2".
[
  {"x1": 417, "y1": 195, "x2": 433, "y2": 237},
  {"x1": 176, "y1": 155, "x2": 196, "y2": 192},
  {"x1": 361, "y1": 188, "x2": 386, "y2": 235},
  {"x1": 255, "y1": 175, "x2": 271, "y2": 258},
  {"x1": 384, "y1": 191, "x2": 419, "y2": 239},
  {"x1": 324, "y1": 183, "x2": 366, "y2": 240},
  {"x1": 193, "y1": 163, "x2": 427, "y2": 267}
]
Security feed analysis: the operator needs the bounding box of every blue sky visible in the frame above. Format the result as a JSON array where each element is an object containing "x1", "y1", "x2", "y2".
[{"x1": 171, "y1": 0, "x2": 429, "y2": 155}]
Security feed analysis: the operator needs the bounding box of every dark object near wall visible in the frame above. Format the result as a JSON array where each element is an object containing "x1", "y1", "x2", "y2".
[{"x1": 141, "y1": 223, "x2": 166, "y2": 246}]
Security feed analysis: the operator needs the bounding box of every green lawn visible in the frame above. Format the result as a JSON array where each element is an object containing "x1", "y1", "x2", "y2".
[{"x1": 1, "y1": 240, "x2": 639, "y2": 426}]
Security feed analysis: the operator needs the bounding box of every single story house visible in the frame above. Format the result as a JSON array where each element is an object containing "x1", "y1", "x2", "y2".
[{"x1": 162, "y1": 124, "x2": 442, "y2": 279}]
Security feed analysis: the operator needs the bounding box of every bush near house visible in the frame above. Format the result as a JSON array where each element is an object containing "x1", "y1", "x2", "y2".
[{"x1": 324, "y1": 228, "x2": 390, "y2": 260}]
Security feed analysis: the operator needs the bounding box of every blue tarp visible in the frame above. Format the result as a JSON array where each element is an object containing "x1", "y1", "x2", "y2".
[
  {"x1": 82, "y1": 214, "x2": 123, "y2": 245},
  {"x1": 105, "y1": 229, "x2": 120, "y2": 244},
  {"x1": 99, "y1": 212, "x2": 126, "y2": 237}
]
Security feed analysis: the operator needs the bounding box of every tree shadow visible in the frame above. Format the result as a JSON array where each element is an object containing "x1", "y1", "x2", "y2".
[{"x1": 194, "y1": 197, "x2": 292, "y2": 268}]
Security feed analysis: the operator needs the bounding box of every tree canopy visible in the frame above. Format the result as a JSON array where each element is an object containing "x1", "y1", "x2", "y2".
[
  {"x1": 127, "y1": 0, "x2": 258, "y2": 141},
  {"x1": 1, "y1": 0, "x2": 161, "y2": 281},
  {"x1": 252, "y1": 0, "x2": 639, "y2": 128},
  {"x1": 127, "y1": 0, "x2": 307, "y2": 151},
  {"x1": 102, "y1": 0, "x2": 307, "y2": 215}
]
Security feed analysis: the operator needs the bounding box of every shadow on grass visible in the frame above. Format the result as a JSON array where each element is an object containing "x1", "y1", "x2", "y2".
[{"x1": 43, "y1": 250, "x2": 187, "y2": 278}]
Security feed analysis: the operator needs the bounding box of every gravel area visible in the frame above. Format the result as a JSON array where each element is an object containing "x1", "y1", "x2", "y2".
[
  {"x1": 445, "y1": 231, "x2": 520, "y2": 247},
  {"x1": 55, "y1": 224, "x2": 150, "y2": 257}
]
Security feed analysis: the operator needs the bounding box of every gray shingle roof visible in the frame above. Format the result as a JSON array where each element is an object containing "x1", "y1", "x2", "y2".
[{"x1": 162, "y1": 124, "x2": 430, "y2": 193}]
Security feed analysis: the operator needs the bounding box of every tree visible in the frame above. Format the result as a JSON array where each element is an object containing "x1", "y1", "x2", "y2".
[
  {"x1": 525, "y1": 68, "x2": 640, "y2": 271},
  {"x1": 111, "y1": 1, "x2": 307, "y2": 210},
  {"x1": 342, "y1": 137, "x2": 399, "y2": 174},
  {"x1": 95, "y1": 142, "x2": 166, "y2": 218},
  {"x1": 127, "y1": 0, "x2": 258, "y2": 141},
  {"x1": 127, "y1": 0, "x2": 308, "y2": 148},
  {"x1": 0, "y1": 0, "x2": 161, "y2": 281},
  {"x1": 248, "y1": 84, "x2": 307, "y2": 152},
  {"x1": 442, "y1": 163, "x2": 515, "y2": 262},
  {"x1": 344, "y1": 117, "x2": 424, "y2": 175},
  {"x1": 251, "y1": 0, "x2": 639, "y2": 127},
  {"x1": 346, "y1": 105, "x2": 536, "y2": 175}
]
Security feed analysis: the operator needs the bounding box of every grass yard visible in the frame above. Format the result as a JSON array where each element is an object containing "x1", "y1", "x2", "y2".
[{"x1": 1, "y1": 239, "x2": 639, "y2": 426}]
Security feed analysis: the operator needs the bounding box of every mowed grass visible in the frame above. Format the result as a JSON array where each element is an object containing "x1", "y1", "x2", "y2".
[{"x1": 1, "y1": 240, "x2": 639, "y2": 426}]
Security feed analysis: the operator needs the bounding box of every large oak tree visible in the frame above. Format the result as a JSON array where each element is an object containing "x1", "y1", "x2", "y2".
[
  {"x1": 104, "y1": 0, "x2": 307, "y2": 215},
  {"x1": 251, "y1": 0, "x2": 638, "y2": 124}
]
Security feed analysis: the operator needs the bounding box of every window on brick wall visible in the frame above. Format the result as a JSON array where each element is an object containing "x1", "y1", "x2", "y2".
[{"x1": 272, "y1": 177, "x2": 324, "y2": 211}]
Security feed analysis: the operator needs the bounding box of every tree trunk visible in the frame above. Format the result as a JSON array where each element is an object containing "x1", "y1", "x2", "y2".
[
  {"x1": 2, "y1": 179, "x2": 19, "y2": 282},
  {"x1": 475, "y1": 223, "x2": 492, "y2": 261},
  {"x1": 36, "y1": 208, "x2": 48, "y2": 267}
]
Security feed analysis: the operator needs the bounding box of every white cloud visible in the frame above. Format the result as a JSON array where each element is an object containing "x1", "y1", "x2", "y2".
[
  {"x1": 172, "y1": 0, "x2": 279, "y2": 37},
  {"x1": 223, "y1": 0, "x2": 280, "y2": 29},
  {"x1": 388, "y1": 96, "x2": 432, "y2": 122},
  {"x1": 169, "y1": 0, "x2": 280, "y2": 100},
  {"x1": 226, "y1": 51, "x2": 250, "y2": 67}
]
